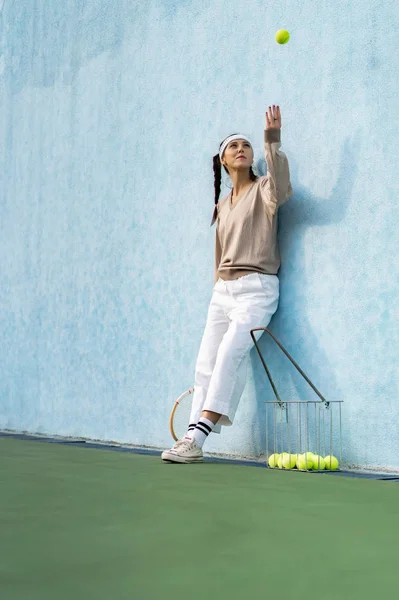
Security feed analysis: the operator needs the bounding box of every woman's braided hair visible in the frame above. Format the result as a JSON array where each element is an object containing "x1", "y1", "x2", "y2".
[{"x1": 211, "y1": 133, "x2": 257, "y2": 226}]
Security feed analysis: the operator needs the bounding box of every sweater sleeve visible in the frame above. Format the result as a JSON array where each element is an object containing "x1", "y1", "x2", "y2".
[
  {"x1": 260, "y1": 129, "x2": 293, "y2": 216},
  {"x1": 214, "y1": 223, "x2": 222, "y2": 284}
]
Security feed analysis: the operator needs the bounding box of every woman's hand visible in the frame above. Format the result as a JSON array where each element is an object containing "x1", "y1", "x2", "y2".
[{"x1": 265, "y1": 105, "x2": 281, "y2": 130}]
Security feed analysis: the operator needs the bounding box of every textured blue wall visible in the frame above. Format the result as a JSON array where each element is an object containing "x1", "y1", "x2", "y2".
[{"x1": 1, "y1": 1, "x2": 398, "y2": 470}]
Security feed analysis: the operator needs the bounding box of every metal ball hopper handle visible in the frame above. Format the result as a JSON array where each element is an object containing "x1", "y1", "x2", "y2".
[{"x1": 249, "y1": 327, "x2": 328, "y2": 406}]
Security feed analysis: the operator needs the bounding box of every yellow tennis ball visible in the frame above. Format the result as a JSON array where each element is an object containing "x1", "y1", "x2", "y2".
[
  {"x1": 299, "y1": 452, "x2": 315, "y2": 461},
  {"x1": 278, "y1": 453, "x2": 297, "y2": 469},
  {"x1": 275, "y1": 29, "x2": 290, "y2": 44},
  {"x1": 277, "y1": 453, "x2": 287, "y2": 469},
  {"x1": 297, "y1": 452, "x2": 315, "y2": 466},
  {"x1": 268, "y1": 453, "x2": 280, "y2": 468},
  {"x1": 311, "y1": 455, "x2": 326, "y2": 471},
  {"x1": 324, "y1": 456, "x2": 339, "y2": 470},
  {"x1": 297, "y1": 456, "x2": 313, "y2": 471}
]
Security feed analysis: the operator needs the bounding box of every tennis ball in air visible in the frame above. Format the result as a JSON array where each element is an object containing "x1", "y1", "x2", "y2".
[
  {"x1": 275, "y1": 29, "x2": 290, "y2": 44},
  {"x1": 311, "y1": 455, "x2": 326, "y2": 471},
  {"x1": 297, "y1": 456, "x2": 313, "y2": 471},
  {"x1": 278, "y1": 453, "x2": 297, "y2": 469},
  {"x1": 268, "y1": 453, "x2": 280, "y2": 468},
  {"x1": 324, "y1": 456, "x2": 339, "y2": 470}
]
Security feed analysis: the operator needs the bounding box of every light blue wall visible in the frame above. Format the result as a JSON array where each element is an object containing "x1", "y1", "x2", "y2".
[{"x1": 1, "y1": 1, "x2": 398, "y2": 470}]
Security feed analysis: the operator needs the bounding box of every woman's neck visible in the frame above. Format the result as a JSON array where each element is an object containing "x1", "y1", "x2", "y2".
[{"x1": 231, "y1": 173, "x2": 253, "y2": 199}]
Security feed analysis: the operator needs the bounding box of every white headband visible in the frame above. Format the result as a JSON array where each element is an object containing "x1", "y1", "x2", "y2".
[{"x1": 219, "y1": 134, "x2": 252, "y2": 161}]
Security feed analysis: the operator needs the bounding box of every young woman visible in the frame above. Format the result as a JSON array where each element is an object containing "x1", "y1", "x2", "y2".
[{"x1": 162, "y1": 105, "x2": 292, "y2": 463}]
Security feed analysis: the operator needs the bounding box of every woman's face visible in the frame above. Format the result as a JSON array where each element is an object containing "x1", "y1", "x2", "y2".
[{"x1": 221, "y1": 139, "x2": 253, "y2": 172}]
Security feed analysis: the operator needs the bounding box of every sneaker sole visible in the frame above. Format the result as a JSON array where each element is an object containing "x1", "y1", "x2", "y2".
[{"x1": 161, "y1": 452, "x2": 203, "y2": 464}]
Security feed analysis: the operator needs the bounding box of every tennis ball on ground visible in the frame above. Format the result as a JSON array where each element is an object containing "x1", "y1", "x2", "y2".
[
  {"x1": 278, "y1": 453, "x2": 297, "y2": 469},
  {"x1": 311, "y1": 455, "x2": 326, "y2": 471},
  {"x1": 324, "y1": 456, "x2": 339, "y2": 470},
  {"x1": 297, "y1": 455, "x2": 313, "y2": 471},
  {"x1": 276, "y1": 452, "x2": 293, "y2": 467},
  {"x1": 299, "y1": 452, "x2": 315, "y2": 461},
  {"x1": 268, "y1": 453, "x2": 280, "y2": 468},
  {"x1": 297, "y1": 452, "x2": 315, "y2": 466},
  {"x1": 275, "y1": 29, "x2": 290, "y2": 44}
]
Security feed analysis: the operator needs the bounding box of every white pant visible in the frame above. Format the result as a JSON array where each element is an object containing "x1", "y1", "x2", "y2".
[{"x1": 189, "y1": 273, "x2": 279, "y2": 433}]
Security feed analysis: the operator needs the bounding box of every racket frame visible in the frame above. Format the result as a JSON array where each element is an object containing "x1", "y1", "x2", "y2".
[{"x1": 169, "y1": 387, "x2": 195, "y2": 441}]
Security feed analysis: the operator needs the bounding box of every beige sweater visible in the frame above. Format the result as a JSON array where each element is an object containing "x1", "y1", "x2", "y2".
[{"x1": 213, "y1": 129, "x2": 293, "y2": 283}]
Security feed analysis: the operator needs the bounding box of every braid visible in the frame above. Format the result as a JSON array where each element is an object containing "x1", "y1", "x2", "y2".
[
  {"x1": 213, "y1": 154, "x2": 222, "y2": 204},
  {"x1": 211, "y1": 153, "x2": 222, "y2": 226},
  {"x1": 249, "y1": 166, "x2": 257, "y2": 181}
]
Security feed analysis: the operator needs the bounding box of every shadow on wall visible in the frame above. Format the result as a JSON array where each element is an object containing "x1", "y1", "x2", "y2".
[{"x1": 250, "y1": 131, "x2": 362, "y2": 455}]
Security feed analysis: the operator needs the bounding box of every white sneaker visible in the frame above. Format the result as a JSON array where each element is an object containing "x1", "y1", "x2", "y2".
[{"x1": 161, "y1": 437, "x2": 204, "y2": 463}]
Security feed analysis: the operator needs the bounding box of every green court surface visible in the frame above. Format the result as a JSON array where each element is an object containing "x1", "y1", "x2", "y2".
[{"x1": 1, "y1": 437, "x2": 399, "y2": 600}]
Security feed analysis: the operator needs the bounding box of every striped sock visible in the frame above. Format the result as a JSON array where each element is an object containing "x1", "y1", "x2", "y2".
[
  {"x1": 188, "y1": 418, "x2": 214, "y2": 448},
  {"x1": 183, "y1": 423, "x2": 196, "y2": 439}
]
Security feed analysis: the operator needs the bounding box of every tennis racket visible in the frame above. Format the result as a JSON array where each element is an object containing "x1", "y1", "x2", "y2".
[{"x1": 169, "y1": 387, "x2": 194, "y2": 441}]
